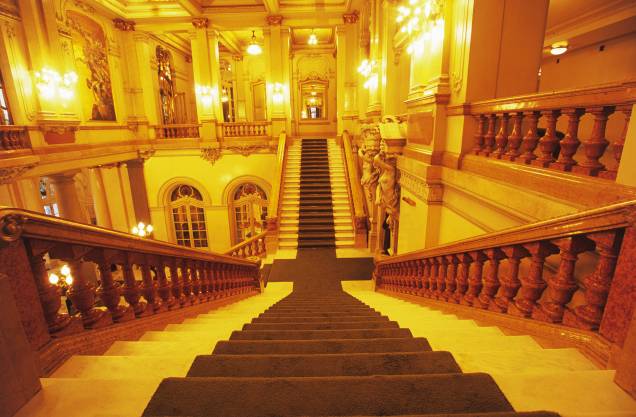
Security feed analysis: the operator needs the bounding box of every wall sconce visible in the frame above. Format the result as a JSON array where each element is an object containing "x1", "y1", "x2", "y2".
[
  {"x1": 550, "y1": 41, "x2": 568, "y2": 56},
  {"x1": 221, "y1": 88, "x2": 230, "y2": 103},
  {"x1": 132, "y1": 222, "x2": 154, "y2": 237},
  {"x1": 195, "y1": 84, "x2": 216, "y2": 106},
  {"x1": 34, "y1": 68, "x2": 78, "y2": 100},
  {"x1": 270, "y1": 82, "x2": 286, "y2": 104},
  {"x1": 358, "y1": 60, "x2": 378, "y2": 90}
]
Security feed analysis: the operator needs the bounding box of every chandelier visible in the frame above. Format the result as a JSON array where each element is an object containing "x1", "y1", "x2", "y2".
[{"x1": 246, "y1": 30, "x2": 262, "y2": 55}]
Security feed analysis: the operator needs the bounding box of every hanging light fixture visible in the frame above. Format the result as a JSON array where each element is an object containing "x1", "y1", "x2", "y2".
[
  {"x1": 308, "y1": 29, "x2": 318, "y2": 46},
  {"x1": 246, "y1": 30, "x2": 262, "y2": 55},
  {"x1": 550, "y1": 41, "x2": 568, "y2": 56}
]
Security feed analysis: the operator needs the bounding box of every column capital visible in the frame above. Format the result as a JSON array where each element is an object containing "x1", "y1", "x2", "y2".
[
  {"x1": 266, "y1": 14, "x2": 283, "y2": 25},
  {"x1": 192, "y1": 17, "x2": 209, "y2": 29},
  {"x1": 343, "y1": 10, "x2": 359, "y2": 24},
  {"x1": 232, "y1": 54, "x2": 243, "y2": 61},
  {"x1": 113, "y1": 18, "x2": 136, "y2": 31}
]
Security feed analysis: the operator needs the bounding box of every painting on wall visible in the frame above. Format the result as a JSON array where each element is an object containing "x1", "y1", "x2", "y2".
[{"x1": 67, "y1": 11, "x2": 117, "y2": 121}]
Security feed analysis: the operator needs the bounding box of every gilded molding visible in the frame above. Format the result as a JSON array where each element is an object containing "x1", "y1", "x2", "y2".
[
  {"x1": 0, "y1": 164, "x2": 37, "y2": 185},
  {"x1": 137, "y1": 149, "x2": 155, "y2": 161},
  {"x1": 266, "y1": 14, "x2": 283, "y2": 25},
  {"x1": 113, "y1": 18, "x2": 135, "y2": 31},
  {"x1": 191, "y1": 18, "x2": 209, "y2": 29},
  {"x1": 39, "y1": 121, "x2": 80, "y2": 135},
  {"x1": 343, "y1": 10, "x2": 359, "y2": 24},
  {"x1": 200, "y1": 147, "x2": 222, "y2": 164},
  {"x1": 225, "y1": 144, "x2": 269, "y2": 156}
]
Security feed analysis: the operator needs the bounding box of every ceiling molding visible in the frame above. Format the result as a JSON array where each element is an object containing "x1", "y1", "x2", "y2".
[{"x1": 176, "y1": 0, "x2": 203, "y2": 16}]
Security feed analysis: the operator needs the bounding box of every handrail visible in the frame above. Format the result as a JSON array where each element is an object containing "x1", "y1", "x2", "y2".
[
  {"x1": 266, "y1": 131, "x2": 288, "y2": 231},
  {"x1": 342, "y1": 130, "x2": 367, "y2": 225},
  {"x1": 0, "y1": 207, "x2": 260, "y2": 352},
  {"x1": 374, "y1": 199, "x2": 636, "y2": 337},
  {"x1": 224, "y1": 231, "x2": 267, "y2": 258}
]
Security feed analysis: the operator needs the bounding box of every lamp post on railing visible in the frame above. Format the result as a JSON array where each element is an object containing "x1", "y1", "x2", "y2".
[{"x1": 131, "y1": 222, "x2": 154, "y2": 238}]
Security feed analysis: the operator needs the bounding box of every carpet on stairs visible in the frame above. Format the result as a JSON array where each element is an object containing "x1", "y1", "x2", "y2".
[{"x1": 142, "y1": 249, "x2": 560, "y2": 417}]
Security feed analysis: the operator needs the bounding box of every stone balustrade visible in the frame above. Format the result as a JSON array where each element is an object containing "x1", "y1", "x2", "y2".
[
  {"x1": 0, "y1": 125, "x2": 31, "y2": 152},
  {"x1": 467, "y1": 82, "x2": 635, "y2": 180},
  {"x1": 155, "y1": 124, "x2": 201, "y2": 139},
  {"x1": 225, "y1": 232, "x2": 267, "y2": 258},
  {"x1": 221, "y1": 121, "x2": 270, "y2": 138},
  {"x1": 0, "y1": 208, "x2": 260, "y2": 348},
  {"x1": 374, "y1": 200, "x2": 636, "y2": 342}
]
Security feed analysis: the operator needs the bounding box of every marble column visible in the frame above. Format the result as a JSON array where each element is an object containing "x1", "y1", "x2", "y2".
[{"x1": 48, "y1": 172, "x2": 89, "y2": 223}]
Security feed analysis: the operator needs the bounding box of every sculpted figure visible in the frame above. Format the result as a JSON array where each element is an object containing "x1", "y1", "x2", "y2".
[
  {"x1": 373, "y1": 139, "x2": 400, "y2": 233},
  {"x1": 358, "y1": 124, "x2": 381, "y2": 207}
]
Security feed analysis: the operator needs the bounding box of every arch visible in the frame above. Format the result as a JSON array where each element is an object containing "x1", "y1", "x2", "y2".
[
  {"x1": 157, "y1": 176, "x2": 212, "y2": 208},
  {"x1": 222, "y1": 175, "x2": 271, "y2": 206},
  {"x1": 223, "y1": 176, "x2": 272, "y2": 245}
]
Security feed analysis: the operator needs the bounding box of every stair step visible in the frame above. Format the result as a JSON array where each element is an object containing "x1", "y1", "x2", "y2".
[
  {"x1": 229, "y1": 328, "x2": 412, "y2": 340},
  {"x1": 243, "y1": 320, "x2": 399, "y2": 330},
  {"x1": 252, "y1": 316, "x2": 391, "y2": 323},
  {"x1": 142, "y1": 373, "x2": 515, "y2": 417},
  {"x1": 187, "y1": 351, "x2": 461, "y2": 378}
]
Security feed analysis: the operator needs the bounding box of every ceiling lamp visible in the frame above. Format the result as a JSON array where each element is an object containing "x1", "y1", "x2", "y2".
[
  {"x1": 550, "y1": 41, "x2": 568, "y2": 56},
  {"x1": 246, "y1": 30, "x2": 262, "y2": 55},
  {"x1": 308, "y1": 30, "x2": 318, "y2": 45}
]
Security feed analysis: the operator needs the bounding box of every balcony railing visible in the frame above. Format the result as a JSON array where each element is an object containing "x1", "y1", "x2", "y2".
[
  {"x1": 221, "y1": 121, "x2": 270, "y2": 139},
  {"x1": 0, "y1": 125, "x2": 31, "y2": 152},
  {"x1": 0, "y1": 208, "x2": 260, "y2": 367},
  {"x1": 224, "y1": 232, "x2": 267, "y2": 258},
  {"x1": 466, "y1": 81, "x2": 635, "y2": 180},
  {"x1": 155, "y1": 124, "x2": 201, "y2": 139},
  {"x1": 374, "y1": 200, "x2": 635, "y2": 344}
]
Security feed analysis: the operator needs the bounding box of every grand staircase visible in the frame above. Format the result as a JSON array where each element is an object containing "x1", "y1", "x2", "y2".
[
  {"x1": 280, "y1": 138, "x2": 355, "y2": 248},
  {"x1": 142, "y1": 286, "x2": 559, "y2": 417}
]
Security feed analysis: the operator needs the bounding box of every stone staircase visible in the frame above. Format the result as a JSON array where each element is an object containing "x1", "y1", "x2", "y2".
[
  {"x1": 142, "y1": 289, "x2": 560, "y2": 417},
  {"x1": 280, "y1": 138, "x2": 355, "y2": 248}
]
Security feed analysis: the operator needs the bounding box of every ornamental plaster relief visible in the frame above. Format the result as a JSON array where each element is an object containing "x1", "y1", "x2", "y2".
[{"x1": 398, "y1": 169, "x2": 443, "y2": 204}]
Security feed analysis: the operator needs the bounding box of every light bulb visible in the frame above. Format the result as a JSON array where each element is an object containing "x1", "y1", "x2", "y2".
[
  {"x1": 132, "y1": 226, "x2": 139, "y2": 235},
  {"x1": 138, "y1": 222, "x2": 145, "y2": 229},
  {"x1": 60, "y1": 264, "x2": 71, "y2": 277},
  {"x1": 48, "y1": 273, "x2": 60, "y2": 285},
  {"x1": 65, "y1": 275, "x2": 73, "y2": 285},
  {"x1": 247, "y1": 43, "x2": 262, "y2": 55},
  {"x1": 146, "y1": 224, "x2": 154, "y2": 233}
]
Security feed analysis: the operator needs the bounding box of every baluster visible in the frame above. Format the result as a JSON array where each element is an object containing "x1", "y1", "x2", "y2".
[
  {"x1": 453, "y1": 253, "x2": 471, "y2": 303},
  {"x1": 141, "y1": 262, "x2": 162, "y2": 313},
  {"x1": 405, "y1": 262, "x2": 413, "y2": 294},
  {"x1": 190, "y1": 262, "x2": 201, "y2": 302},
  {"x1": 156, "y1": 261, "x2": 177, "y2": 309},
  {"x1": 442, "y1": 254, "x2": 458, "y2": 301},
  {"x1": 600, "y1": 105, "x2": 631, "y2": 180},
  {"x1": 563, "y1": 230, "x2": 622, "y2": 330},
  {"x1": 220, "y1": 264, "x2": 228, "y2": 297},
  {"x1": 435, "y1": 256, "x2": 447, "y2": 299},
  {"x1": 67, "y1": 261, "x2": 112, "y2": 328},
  {"x1": 509, "y1": 241, "x2": 558, "y2": 318},
  {"x1": 199, "y1": 262, "x2": 210, "y2": 301},
  {"x1": 533, "y1": 110, "x2": 561, "y2": 167},
  {"x1": 122, "y1": 258, "x2": 149, "y2": 316},
  {"x1": 428, "y1": 258, "x2": 439, "y2": 298},
  {"x1": 492, "y1": 245, "x2": 529, "y2": 313},
  {"x1": 97, "y1": 260, "x2": 133, "y2": 322},
  {"x1": 477, "y1": 248, "x2": 505, "y2": 309},
  {"x1": 504, "y1": 112, "x2": 523, "y2": 161},
  {"x1": 29, "y1": 252, "x2": 81, "y2": 334},
  {"x1": 414, "y1": 259, "x2": 423, "y2": 296},
  {"x1": 210, "y1": 263, "x2": 219, "y2": 299},
  {"x1": 520, "y1": 111, "x2": 540, "y2": 163},
  {"x1": 573, "y1": 106, "x2": 615, "y2": 176},
  {"x1": 552, "y1": 108, "x2": 584, "y2": 171},
  {"x1": 533, "y1": 236, "x2": 594, "y2": 323},
  {"x1": 492, "y1": 113, "x2": 509, "y2": 159},
  {"x1": 169, "y1": 259, "x2": 185, "y2": 307},
  {"x1": 419, "y1": 259, "x2": 431, "y2": 296},
  {"x1": 408, "y1": 261, "x2": 417, "y2": 295},
  {"x1": 181, "y1": 260, "x2": 194, "y2": 304},
  {"x1": 462, "y1": 251, "x2": 486, "y2": 306},
  {"x1": 482, "y1": 114, "x2": 497, "y2": 156}
]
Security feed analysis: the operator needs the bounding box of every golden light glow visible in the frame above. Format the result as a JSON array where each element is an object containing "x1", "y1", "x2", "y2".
[
  {"x1": 358, "y1": 60, "x2": 378, "y2": 89},
  {"x1": 396, "y1": 0, "x2": 444, "y2": 55},
  {"x1": 247, "y1": 30, "x2": 262, "y2": 55},
  {"x1": 48, "y1": 273, "x2": 60, "y2": 285},
  {"x1": 34, "y1": 68, "x2": 78, "y2": 100},
  {"x1": 195, "y1": 84, "x2": 216, "y2": 106},
  {"x1": 270, "y1": 82, "x2": 286, "y2": 104},
  {"x1": 64, "y1": 274, "x2": 73, "y2": 285},
  {"x1": 60, "y1": 264, "x2": 71, "y2": 277},
  {"x1": 550, "y1": 41, "x2": 568, "y2": 56},
  {"x1": 132, "y1": 221, "x2": 154, "y2": 237},
  {"x1": 308, "y1": 30, "x2": 318, "y2": 46}
]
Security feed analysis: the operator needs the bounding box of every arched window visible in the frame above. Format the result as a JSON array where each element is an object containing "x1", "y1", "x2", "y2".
[
  {"x1": 230, "y1": 183, "x2": 268, "y2": 244},
  {"x1": 169, "y1": 184, "x2": 208, "y2": 248}
]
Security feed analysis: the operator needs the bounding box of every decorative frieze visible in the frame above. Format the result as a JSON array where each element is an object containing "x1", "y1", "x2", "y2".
[
  {"x1": 113, "y1": 19, "x2": 135, "y2": 32},
  {"x1": 398, "y1": 169, "x2": 443, "y2": 204},
  {"x1": 225, "y1": 144, "x2": 269, "y2": 156},
  {"x1": 0, "y1": 164, "x2": 37, "y2": 185},
  {"x1": 343, "y1": 10, "x2": 359, "y2": 24}
]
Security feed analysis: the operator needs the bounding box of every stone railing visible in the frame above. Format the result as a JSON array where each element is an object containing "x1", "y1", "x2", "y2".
[
  {"x1": 466, "y1": 81, "x2": 635, "y2": 180},
  {"x1": 220, "y1": 121, "x2": 270, "y2": 139},
  {"x1": 342, "y1": 130, "x2": 368, "y2": 246},
  {"x1": 374, "y1": 200, "x2": 635, "y2": 344},
  {"x1": 154, "y1": 124, "x2": 201, "y2": 139},
  {"x1": 0, "y1": 125, "x2": 31, "y2": 152},
  {"x1": 224, "y1": 232, "x2": 267, "y2": 258},
  {"x1": 265, "y1": 131, "x2": 288, "y2": 238},
  {"x1": 0, "y1": 208, "x2": 260, "y2": 361}
]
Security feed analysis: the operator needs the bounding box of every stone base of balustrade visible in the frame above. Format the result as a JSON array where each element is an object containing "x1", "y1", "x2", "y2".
[
  {"x1": 376, "y1": 288, "x2": 612, "y2": 369},
  {"x1": 37, "y1": 290, "x2": 259, "y2": 376}
]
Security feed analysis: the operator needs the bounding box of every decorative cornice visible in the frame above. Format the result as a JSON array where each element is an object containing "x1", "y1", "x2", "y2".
[
  {"x1": 343, "y1": 10, "x2": 359, "y2": 24},
  {"x1": 137, "y1": 149, "x2": 155, "y2": 161},
  {"x1": 192, "y1": 18, "x2": 209, "y2": 29},
  {"x1": 38, "y1": 121, "x2": 80, "y2": 135},
  {"x1": 266, "y1": 14, "x2": 283, "y2": 25},
  {"x1": 113, "y1": 18, "x2": 135, "y2": 31},
  {"x1": 225, "y1": 144, "x2": 269, "y2": 156},
  {"x1": 201, "y1": 147, "x2": 222, "y2": 165},
  {"x1": 0, "y1": 164, "x2": 37, "y2": 185}
]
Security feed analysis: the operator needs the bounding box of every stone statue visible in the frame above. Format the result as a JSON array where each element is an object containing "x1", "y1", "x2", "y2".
[
  {"x1": 358, "y1": 123, "x2": 381, "y2": 208},
  {"x1": 373, "y1": 139, "x2": 400, "y2": 234}
]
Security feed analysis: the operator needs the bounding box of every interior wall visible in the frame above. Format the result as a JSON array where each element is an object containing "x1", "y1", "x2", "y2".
[
  {"x1": 539, "y1": 32, "x2": 636, "y2": 91},
  {"x1": 144, "y1": 152, "x2": 276, "y2": 251}
]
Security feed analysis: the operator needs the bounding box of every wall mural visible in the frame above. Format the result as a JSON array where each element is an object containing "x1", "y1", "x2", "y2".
[{"x1": 67, "y1": 11, "x2": 117, "y2": 121}]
